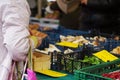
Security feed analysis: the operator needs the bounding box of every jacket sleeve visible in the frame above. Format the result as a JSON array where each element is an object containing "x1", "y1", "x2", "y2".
[
  {"x1": 86, "y1": 0, "x2": 120, "y2": 9},
  {"x1": 2, "y1": 0, "x2": 32, "y2": 61}
]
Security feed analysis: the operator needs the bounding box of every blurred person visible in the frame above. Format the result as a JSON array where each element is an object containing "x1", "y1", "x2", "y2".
[
  {"x1": 46, "y1": 0, "x2": 120, "y2": 34},
  {"x1": 0, "y1": 0, "x2": 42, "y2": 80},
  {"x1": 45, "y1": 0, "x2": 81, "y2": 30},
  {"x1": 80, "y1": 0, "x2": 120, "y2": 34}
]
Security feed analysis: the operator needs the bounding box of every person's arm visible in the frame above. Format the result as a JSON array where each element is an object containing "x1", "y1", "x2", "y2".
[
  {"x1": 80, "y1": 0, "x2": 120, "y2": 9},
  {"x1": 2, "y1": 0, "x2": 39, "y2": 61}
]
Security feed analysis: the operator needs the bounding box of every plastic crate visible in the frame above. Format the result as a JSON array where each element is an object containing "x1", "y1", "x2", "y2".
[
  {"x1": 42, "y1": 26, "x2": 90, "y2": 44},
  {"x1": 49, "y1": 43, "x2": 103, "y2": 73},
  {"x1": 60, "y1": 29, "x2": 90, "y2": 36},
  {"x1": 45, "y1": 32, "x2": 60, "y2": 44},
  {"x1": 50, "y1": 50, "x2": 85, "y2": 73},
  {"x1": 103, "y1": 40, "x2": 120, "y2": 51},
  {"x1": 50, "y1": 45, "x2": 103, "y2": 73},
  {"x1": 58, "y1": 26, "x2": 90, "y2": 36},
  {"x1": 74, "y1": 59, "x2": 120, "y2": 80}
]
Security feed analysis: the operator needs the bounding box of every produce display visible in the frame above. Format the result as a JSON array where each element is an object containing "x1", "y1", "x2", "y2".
[
  {"x1": 29, "y1": 23, "x2": 39, "y2": 30},
  {"x1": 29, "y1": 23, "x2": 53, "y2": 31},
  {"x1": 80, "y1": 56, "x2": 103, "y2": 65},
  {"x1": 35, "y1": 44, "x2": 61, "y2": 54},
  {"x1": 60, "y1": 55, "x2": 103, "y2": 73},
  {"x1": 60, "y1": 35, "x2": 106, "y2": 47},
  {"x1": 29, "y1": 23, "x2": 120, "y2": 79},
  {"x1": 30, "y1": 29, "x2": 48, "y2": 39},
  {"x1": 102, "y1": 70, "x2": 120, "y2": 79},
  {"x1": 111, "y1": 46, "x2": 120, "y2": 54},
  {"x1": 49, "y1": 34, "x2": 120, "y2": 74},
  {"x1": 74, "y1": 59, "x2": 120, "y2": 80}
]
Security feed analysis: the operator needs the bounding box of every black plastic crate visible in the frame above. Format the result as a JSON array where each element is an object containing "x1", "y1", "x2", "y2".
[
  {"x1": 49, "y1": 50, "x2": 84, "y2": 73},
  {"x1": 49, "y1": 45, "x2": 103, "y2": 73}
]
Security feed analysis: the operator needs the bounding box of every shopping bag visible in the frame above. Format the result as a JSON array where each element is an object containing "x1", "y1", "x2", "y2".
[
  {"x1": 9, "y1": 36, "x2": 38, "y2": 80},
  {"x1": 22, "y1": 46, "x2": 37, "y2": 80},
  {"x1": 27, "y1": 68, "x2": 37, "y2": 80},
  {"x1": 27, "y1": 45, "x2": 37, "y2": 80},
  {"x1": 21, "y1": 59, "x2": 37, "y2": 80}
]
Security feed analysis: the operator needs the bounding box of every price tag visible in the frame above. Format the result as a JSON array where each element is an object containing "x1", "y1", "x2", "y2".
[
  {"x1": 56, "y1": 41, "x2": 79, "y2": 48},
  {"x1": 93, "y1": 50, "x2": 118, "y2": 62},
  {"x1": 35, "y1": 70, "x2": 67, "y2": 77}
]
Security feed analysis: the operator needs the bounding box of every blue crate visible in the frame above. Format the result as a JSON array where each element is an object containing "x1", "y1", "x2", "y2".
[
  {"x1": 39, "y1": 26, "x2": 120, "y2": 53},
  {"x1": 37, "y1": 37, "x2": 49, "y2": 50},
  {"x1": 58, "y1": 26, "x2": 90, "y2": 36},
  {"x1": 103, "y1": 39, "x2": 120, "y2": 51},
  {"x1": 43, "y1": 26, "x2": 91, "y2": 45},
  {"x1": 45, "y1": 32, "x2": 60, "y2": 44}
]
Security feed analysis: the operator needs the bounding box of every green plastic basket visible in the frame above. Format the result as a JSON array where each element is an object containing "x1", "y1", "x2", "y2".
[{"x1": 74, "y1": 59, "x2": 120, "y2": 80}]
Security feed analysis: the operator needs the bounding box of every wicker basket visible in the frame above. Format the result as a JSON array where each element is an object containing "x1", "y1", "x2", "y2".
[{"x1": 33, "y1": 51, "x2": 51, "y2": 71}]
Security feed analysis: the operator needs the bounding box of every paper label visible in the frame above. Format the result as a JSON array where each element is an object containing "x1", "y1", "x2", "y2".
[{"x1": 93, "y1": 50, "x2": 118, "y2": 62}]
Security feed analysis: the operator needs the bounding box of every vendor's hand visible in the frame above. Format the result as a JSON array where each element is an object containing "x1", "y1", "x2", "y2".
[{"x1": 80, "y1": 0, "x2": 87, "y2": 5}]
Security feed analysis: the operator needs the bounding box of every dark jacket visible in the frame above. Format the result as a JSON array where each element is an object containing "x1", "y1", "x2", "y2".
[
  {"x1": 50, "y1": 1, "x2": 120, "y2": 34},
  {"x1": 50, "y1": 2, "x2": 81, "y2": 30},
  {"x1": 80, "y1": 0, "x2": 120, "y2": 34}
]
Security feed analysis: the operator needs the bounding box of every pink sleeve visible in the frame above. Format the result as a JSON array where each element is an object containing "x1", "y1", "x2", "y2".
[{"x1": 2, "y1": 0, "x2": 32, "y2": 61}]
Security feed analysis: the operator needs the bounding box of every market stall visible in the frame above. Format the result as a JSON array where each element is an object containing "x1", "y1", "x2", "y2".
[{"x1": 28, "y1": 20, "x2": 120, "y2": 80}]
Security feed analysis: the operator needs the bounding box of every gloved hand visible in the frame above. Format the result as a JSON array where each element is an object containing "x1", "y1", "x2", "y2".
[{"x1": 29, "y1": 29, "x2": 48, "y2": 47}]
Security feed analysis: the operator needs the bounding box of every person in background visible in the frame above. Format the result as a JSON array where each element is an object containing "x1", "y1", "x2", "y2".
[
  {"x1": 46, "y1": 0, "x2": 120, "y2": 34},
  {"x1": 45, "y1": 0, "x2": 81, "y2": 30},
  {"x1": 80, "y1": 0, "x2": 120, "y2": 34},
  {"x1": 0, "y1": 0, "x2": 42, "y2": 80}
]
